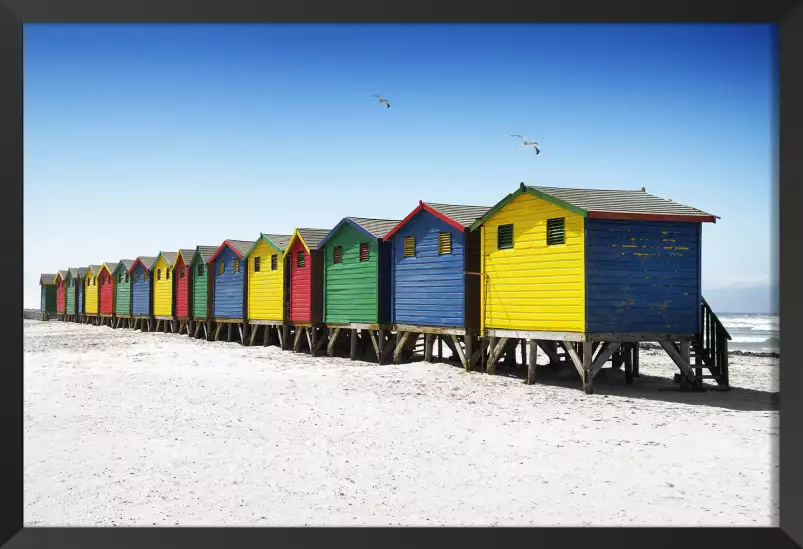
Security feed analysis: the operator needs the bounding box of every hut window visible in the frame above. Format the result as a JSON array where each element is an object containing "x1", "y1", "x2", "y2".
[
  {"x1": 333, "y1": 246, "x2": 343, "y2": 264},
  {"x1": 438, "y1": 232, "x2": 451, "y2": 255},
  {"x1": 546, "y1": 218, "x2": 565, "y2": 246},
  {"x1": 125, "y1": 273, "x2": 129, "y2": 283},
  {"x1": 254, "y1": 257, "x2": 261, "y2": 272},
  {"x1": 198, "y1": 264, "x2": 204, "y2": 277},
  {"x1": 219, "y1": 262, "x2": 225, "y2": 275},
  {"x1": 157, "y1": 269, "x2": 161, "y2": 281},
  {"x1": 271, "y1": 254, "x2": 278, "y2": 270},
  {"x1": 134, "y1": 272, "x2": 139, "y2": 282},
  {"x1": 144, "y1": 272, "x2": 148, "y2": 281},
  {"x1": 359, "y1": 243, "x2": 369, "y2": 262},
  {"x1": 498, "y1": 224, "x2": 513, "y2": 250},
  {"x1": 166, "y1": 269, "x2": 170, "y2": 280},
  {"x1": 297, "y1": 251, "x2": 306, "y2": 268},
  {"x1": 180, "y1": 267, "x2": 185, "y2": 279},
  {"x1": 233, "y1": 259, "x2": 240, "y2": 273},
  {"x1": 404, "y1": 236, "x2": 415, "y2": 258}
]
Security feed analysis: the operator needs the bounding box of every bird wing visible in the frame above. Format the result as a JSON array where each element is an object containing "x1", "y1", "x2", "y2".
[
  {"x1": 511, "y1": 134, "x2": 525, "y2": 139},
  {"x1": 533, "y1": 144, "x2": 541, "y2": 154},
  {"x1": 386, "y1": 102, "x2": 390, "y2": 108}
]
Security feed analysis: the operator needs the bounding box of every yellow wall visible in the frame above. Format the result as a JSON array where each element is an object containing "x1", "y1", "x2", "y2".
[
  {"x1": 152, "y1": 256, "x2": 173, "y2": 317},
  {"x1": 481, "y1": 192, "x2": 585, "y2": 333},
  {"x1": 248, "y1": 239, "x2": 284, "y2": 321},
  {"x1": 85, "y1": 267, "x2": 99, "y2": 314}
]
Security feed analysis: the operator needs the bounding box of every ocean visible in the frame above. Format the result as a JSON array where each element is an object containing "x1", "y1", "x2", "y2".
[{"x1": 717, "y1": 313, "x2": 779, "y2": 353}]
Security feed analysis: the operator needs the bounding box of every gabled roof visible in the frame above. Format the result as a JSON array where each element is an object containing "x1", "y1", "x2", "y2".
[
  {"x1": 66, "y1": 268, "x2": 78, "y2": 280},
  {"x1": 174, "y1": 249, "x2": 197, "y2": 268},
  {"x1": 209, "y1": 240, "x2": 257, "y2": 262},
  {"x1": 40, "y1": 273, "x2": 57, "y2": 285},
  {"x1": 469, "y1": 183, "x2": 719, "y2": 231},
  {"x1": 193, "y1": 246, "x2": 218, "y2": 265},
  {"x1": 384, "y1": 201, "x2": 491, "y2": 239},
  {"x1": 243, "y1": 233, "x2": 293, "y2": 258},
  {"x1": 78, "y1": 267, "x2": 88, "y2": 278},
  {"x1": 318, "y1": 217, "x2": 401, "y2": 249},
  {"x1": 112, "y1": 259, "x2": 135, "y2": 274},
  {"x1": 88, "y1": 265, "x2": 103, "y2": 276},
  {"x1": 100, "y1": 262, "x2": 118, "y2": 275},
  {"x1": 152, "y1": 251, "x2": 177, "y2": 269},
  {"x1": 128, "y1": 256, "x2": 158, "y2": 274},
  {"x1": 284, "y1": 228, "x2": 330, "y2": 256},
  {"x1": 57, "y1": 270, "x2": 68, "y2": 281}
]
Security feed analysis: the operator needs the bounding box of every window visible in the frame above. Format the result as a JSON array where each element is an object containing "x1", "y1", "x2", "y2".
[
  {"x1": 333, "y1": 246, "x2": 343, "y2": 264},
  {"x1": 125, "y1": 273, "x2": 129, "y2": 283},
  {"x1": 297, "y1": 251, "x2": 305, "y2": 268},
  {"x1": 498, "y1": 224, "x2": 513, "y2": 250},
  {"x1": 438, "y1": 232, "x2": 451, "y2": 255},
  {"x1": 404, "y1": 236, "x2": 415, "y2": 258},
  {"x1": 144, "y1": 272, "x2": 148, "y2": 281},
  {"x1": 359, "y1": 243, "x2": 369, "y2": 262},
  {"x1": 166, "y1": 269, "x2": 170, "y2": 280},
  {"x1": 157, "y1": 269, "x2": 161, "y2": 281},
  {"x1": 254, "y1": 257, "x2": 261, "y2": 272},
  {"x1": 180, "y1": 267, "x2": 185, "y2": 279},
  {"x1": 233, "y1": 259, "x2": 240, "y2": 273},
  {"x1": 134, "y1": 272, "x2": 139, "y2": 282},
  {"x1": 271, "y1": 254, "x2": 277, "y2": 270},
  {"x1": 546, "y1": 217, "x2": 565, "y2": 246},
  {"x1": 198, "y1": 264, "x2": 204, "y2": 277},
  {"x1": 219, "y1": 261, "x2": 224, "y2": 275}
]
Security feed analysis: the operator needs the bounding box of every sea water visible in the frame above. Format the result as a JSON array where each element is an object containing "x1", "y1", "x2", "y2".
[{"x1": 717, "y1": 313, "x2": 779, "y2": 353}]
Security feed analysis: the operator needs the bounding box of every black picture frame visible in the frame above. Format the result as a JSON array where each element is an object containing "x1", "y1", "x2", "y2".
[{"x1": 2, "y1": 1, "x2": 800, "y2": 547}]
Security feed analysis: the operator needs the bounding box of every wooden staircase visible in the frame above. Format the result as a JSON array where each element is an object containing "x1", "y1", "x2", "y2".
[{"x1": 690, "y1": 296, "x2": 732, "y2": 389}]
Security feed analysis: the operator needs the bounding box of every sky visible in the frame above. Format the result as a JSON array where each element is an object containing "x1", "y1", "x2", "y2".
[{"x1": 24, "y1": 23, "x2": 777, "y2": 312}]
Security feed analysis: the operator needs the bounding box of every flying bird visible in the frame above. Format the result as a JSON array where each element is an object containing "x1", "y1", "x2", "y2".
[
  {"x1": 372, "y1": 95, "x2": 391, "y2": 109},
  {"x1": 511, "y1": 134, "x2": 540, "y2": 154}
]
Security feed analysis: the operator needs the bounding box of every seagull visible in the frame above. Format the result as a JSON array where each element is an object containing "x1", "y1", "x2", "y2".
[
  {"x1": 511, "y1": 134, "x2": 540, "y2": 154},
  {"x1": 372, "y1": 95, "x2": 391, "y2": 109}
]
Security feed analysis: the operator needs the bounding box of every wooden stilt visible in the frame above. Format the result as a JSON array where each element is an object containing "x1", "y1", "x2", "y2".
[
  {"x1": 238, "y1": 324, "x2": 244, "y2": 345},
  {"x1": 527, "y1": 339, "x2": 538, "y2": 385},
  {"x1": 349, "y1": 329, "x2": 358, "y2": 360},
  {"x1": 438, "y1": 337, "x2": 443, "y2": 361},
  {"x1": 226, "y1": 323, "x2": 232, "y2": 342},
  {"x1": 368, "y1": 330, "x2": 379, "y2": 360},
  {"x1": 249, "y1": 324, "x2": 260, "y2": 346},
  {"x1": 294, "y1": 327, "x2": 303, "y2": 352},
  {"x1": 377, "y1": 330, "x2": 386, "y2": 364},
  {"x1": 465, "y1": 334, "x2": 473, "y2": 371},
  {"x1": 282, "y1": 324, "x2": 290, "y2": 351},
  {"x1": 393, "y1": 332, "x2": 411, "y2": 364},
  {"x1": 214, "y1": 323, "x2": 222, "y2": 341},
  {"x1": 633, "y1": 344, "x2": 640, "y2": 377},
  {"x1": 624, "y1": 342, "x2": 634, "y2": 385},
  {"x1": 327, "y1": 328, "x2": 341, "y2": 357},
  {"x1": 450, "y1": 335, "x2": 468, "y2": 369},
  {"x1": 582, "y1": 341, "x2": 594, "y2": 394},
  {"x1": 423, "y1": 334, "x2": 434, "y2": 362}
]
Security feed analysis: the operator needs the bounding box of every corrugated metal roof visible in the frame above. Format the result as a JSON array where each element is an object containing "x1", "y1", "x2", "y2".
[
  {"x1": 195, "y1": 246, "x2": 218, "y2": 264},
  {"x1": 228, "y1": 240, "x2": 257, "y2": 257},
  {"x1": 424, "y1": 203, "x2": 492, "y2": 227},
  {"x1": 136, "y1": 256, "x2": 157, "y2": 271},
  {"x1": 349, "y1": 217, "x2": 401, "y2": 239},
  {"x1": 261, "y1": 234, "x2": 293, "y2": 252},
  {"x1": 78, "y1": 267, "x2": 88, "y2": 277},
  {"x1": 89, "y1": 264, "x2": 103, "y2": 275},
  {"x1": 156, "y1": 252, "x2": 177, "y2": 268},
  {"x1": 178, "y1": 249, "x2": 196, "y2": 265},
  {"x1": 57, "y1": 270, "x2": 68, "y2": 279},
  {"x1": 528, "y1": 186, "x2": 716, "y2": 219},
  {"x1": 297, "y1": 228, "x2": 330, "y2": 250},
  {"x1": 40, "y1": 273, "x2": 57, "y2": 284}
]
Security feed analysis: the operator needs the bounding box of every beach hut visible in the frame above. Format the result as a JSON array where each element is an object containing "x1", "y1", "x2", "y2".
[
  {"x1": 55, "y1": 270, "x2": 68, "y2": 319},
  {"x1": 65, "y1": 268, "x2": 79, "y2": 321},
  {"x1": 189, "y1": 246, "x2": 218, "y2": 340},
  {"x1": 76, "y1": 267, "x2": 87, "y2": 321},
  {"x1": 172, "y1": 249, "x2": 197, "y2": 336},
  {"x1": 152, "y1": 252, "x2": 177, "y2": 333},
  {"x1": 112, "y1": 260, "x2": 135, "y2": 328},
  {"x1": 383, "y1": 202, "x2": 491, "y2": 369},
  {"x1": 39, "y1": 274, "x2": 57, "y2": 320},
  {"x1": 469, "y1": 183, "x2": 730, "y2": 393},
  {"x1": 315, "y1": 217, "x2": 400, "y2": 362},
  {"x1": 84, "y1": 265, "x2": 102, "y2": 325},
  {"x1": 97, "y1": 262, "x2": 117, "y2": 327},
  {"x1": 239, "y1": 233, "x2": 293, "y2": 349},
  {"x1": 129, "y1": 256, "x2": 157, "y2": 331},
  {"x1": 278, "y1": 229, "x2": 329, "y2": 352},
  {"x1": 209, "y1": 240, "x2": 256, "y2": 343}
]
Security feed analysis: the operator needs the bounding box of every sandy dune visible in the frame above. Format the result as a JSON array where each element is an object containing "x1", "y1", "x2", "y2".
[{"x1": 24, "y1": 319, "x2": 778, "y2": 526}]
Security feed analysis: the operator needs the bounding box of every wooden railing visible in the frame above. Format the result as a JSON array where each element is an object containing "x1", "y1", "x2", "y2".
[{"x1": 695, "y1": 296, "x2": 732, "y2": 388}]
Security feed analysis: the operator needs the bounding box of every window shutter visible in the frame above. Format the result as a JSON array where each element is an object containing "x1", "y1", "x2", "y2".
[
  {"x1": 271, "y1": 254, "x2": 277, "y2": 270},
  {"x1": 157, "y1": 269, "x2": 161, "y2": 281},
  {"x1": 498, "y1": 224, "x2": 513, "y2": 249},
  {"x1": 166, "y1": 268, "x2": 170, "y2": 280},
  {"x1": 333, "y1": 247, "x2": 343, "y2": 264},
  {"x1": 438, "y1": 232, "x2": 451, "y2": 255},
  {"x1": 404, "y1": 236, "x2": 415, "y2": 257},
  {"x1": 359, "y1": 243, "x2": 369, "y2": 262},
  {"x1": 219, "y1": 261, "x2": 224, "y2": 275},
  {"x1": 546, "y1": 218, "x2": 565, "y2": 246},
  {"x1": 198, "y1": 264, "x2": 204, "y2": 277},
  {"x1": 233, "y1": 259, "x2": 240, "y2": 273},
  {"x1": 297, "y1": 251, "x2": 305, "y2": 268},
  {"x1": 180, "y1": 267, "x2": 185, "y2": 279},
  {"x1": 254, "y1": 257, "x2": 261, "y2": 272}
]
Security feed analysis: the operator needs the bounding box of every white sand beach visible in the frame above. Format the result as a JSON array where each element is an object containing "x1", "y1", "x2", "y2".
[{"x1": 24, "y1": 319, "x2": 779, "y2": 526}]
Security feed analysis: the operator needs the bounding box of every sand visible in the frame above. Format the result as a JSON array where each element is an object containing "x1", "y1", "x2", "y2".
[{"x1": 23, "y1": 319, "x2": 779, "y2": 526}]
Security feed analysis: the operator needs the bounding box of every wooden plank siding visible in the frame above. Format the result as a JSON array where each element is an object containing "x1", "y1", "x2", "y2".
[
  {"x1": 65, "y1": 269, "x2": 77, "y2": 315},
  {"x1": 174, "y1": 254, "x2": 191, "y2": 319},
  {"x1": 84, "y1": 267, "x2": 99, "y2": 315},
  {"x1": 152, "y1": 255, "x2": 174, "y2": 317},
  {"x1": 98, "y1": 265, "x2": 115, "y2": 315},
  {"x1": 389, "y1": 212, "x2": 466, "y2": 327},
  {"x1": 77, "y1": 269, "x2": 86, "y2": 315},
  {"x1": 192, "y1": 255, "x2": 209, "y2": 319},
  {"x1": 213, "y1": 246, "x2": 249, "y2": 319},
  {"x1": 55, "y1": 273, "x2": 66, "y2": 314},
  {"x1": 113, "y1": 263, "x2": 132, "y2": 316},
  {"x1": 584, "y1": 219, "x2": 701, "y2": 334},
  {"x1": 247, "y1": 240, "x2": 286, "y2": 322},
  {"x1": 480, "y1": 192, "x2": 586, "y2": 333},
  {"x1": 130, "y1": 259, "x2": 154, "y2": 317},
  {"x1": 40, "y1": 275, "x2": 57, "y2": 313}
]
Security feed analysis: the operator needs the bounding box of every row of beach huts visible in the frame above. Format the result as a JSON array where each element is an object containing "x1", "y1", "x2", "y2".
[{"x1": 37, "y1": 183, "x2": 732, "y2": 394}]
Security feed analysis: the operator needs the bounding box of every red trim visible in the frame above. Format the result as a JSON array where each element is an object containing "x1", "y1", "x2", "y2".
[
  {"x1": 383, "y1": 201, "x2": 467, "y2": 240},
  {"x1": 586, "y1": 211, "x2": 717, "y2": 223},
  {"x1": 209, "y1": 239, "x2": 245, "y2": 262},
  {"x1": 128, "y1": 257, "x2": 151, "y2": 274}
]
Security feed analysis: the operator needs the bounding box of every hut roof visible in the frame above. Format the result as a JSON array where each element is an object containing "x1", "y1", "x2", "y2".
[
  {"x1": 68, "y1": 268, "x2": 79, "y2": 279},
  {"x1": 193, "y1": 246, "x2": 218, "y2": 265},
  {"x1": 89, "y1": 265, "x2": 103, "y2": 276},
  {"x1": 77, "y1": 267, "x2": 88, "y2": 278},
  {"x1": 243, "y1": 234, "x2": 293, "y2": 258},
  {"x1": 174, "y1": 249, "x2": 197, "y2": 268},
  {"x1": 470, "y1": 183, "x2": 718, "y2": 230},
  {"x1": 209, "y1": 240, "x2": 257, "y2": 262},
  {"x1": 152, "y1": 252, "x2": 177, "y2": 269},
  {"x1": 40, "y1": 273, "x2": 57, "y2": 285},
  {"x1": 318, "y1": 217, "x2": 401, "y2": 249},
  {"x1": 384, "y1": 201, "x2": 491, "y2": 239},
  {"x1": 101, "y1": 262, "x2": 118, "y2": 274},
  {"x1": 57, "y1": 270, "x2": 68, "y2": 280},
  {"x1": 129, "y1": 256, "x2": 158, "y2": 273},
  {"x1": 286, "y1": 228, "x2": 330, "y2": 255},
  {"x1": 113, "y1": 259, "x2": 135, "y2": 274}
]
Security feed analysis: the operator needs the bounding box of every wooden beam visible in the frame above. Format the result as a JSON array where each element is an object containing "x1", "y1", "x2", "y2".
[
  {"x1": 214, "y1": 323, "x2": 223, "y2": 341},
  {"x1": 369, "y1": 331, "x2": 380, "y2": 360},
  {"x1": 250, "y1": 324, "x2": 260, "y2": 346},
  {"x1": 327, "y1": 328, "x2": 341, "y2": 357},
  {"x1": 393, "y1": 332, "x2": 411, "y2": 363},
  {"x1": 441, "y1": 335, "x2": 459, "y2": 362},
  {"x1": 294, "y1": 327, "x2": 303, "y2": 352},
  {"x1": 465, "y1": 334, "x2": 473, "y2": 371},
  {"x1": 563, "y1": 341, "x2": 584, "y2": 380},
  {"x1": 305, "y1": 328, "x2": 313, "y2": 352},
  {"x1": 527, "y1": 339, "x2": 538, "y2": 385},
  {"x1": 277, "y1": 325, "x2": 285, "y2": 349},
  {"x1": 470, "y1": 338, "x2": 487, "y2": 370},
  {"x1": 590, "y1": 342, "x2": 621, "y2": 379},
  {"x1": 624, "y1": 343, "x2": 634, "y2": 386},
  {"x1": 380, "y1": 332, "x2": 397, "y2": 364},
  {"x1": 264, "y1": 325, "x2": 271, "y2": 347},
  {"x1": 633, "y1": 344, "x2": 640, "y2": 377},
  {"x1": 535, "y1": 340, "x2": 561, "y2": 368},
  {"x1": 582, "y1": 341, "x2": 593, "y2": 394},
  {"x1": 659, "y1": 340, "x2": 698, "y2": 387},
  {"x1": 377, "y1": 330, "x2": 387, "y2": 364},
  {"x1": 486, "y1": 336, "x2": 509, "y2": 374},
  {"x1": 450, "y1": 335, "x2": 467, "y2": 369},
  {"x1": 350, "y1": 329, "x2": 358, "y2": 360},
  {"x1": 282, "y1": 324, "x2": 291, "y2": 351}
]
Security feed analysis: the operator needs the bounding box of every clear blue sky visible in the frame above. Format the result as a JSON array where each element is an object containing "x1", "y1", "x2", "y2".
[{"x1": 24, "y1": 23, "x2": 777, "y2": 312}]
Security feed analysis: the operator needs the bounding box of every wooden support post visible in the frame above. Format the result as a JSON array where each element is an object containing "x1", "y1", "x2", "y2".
[
  {"x1": 377, "y1": 330, "x2": 386, "y2": 363},
  {"x1": 582, "y1": 341, "x2": 594, "y2": 394},
  {"x1": 450, "y1": 335, "x2": 468, "y2": 369},
  {"x1": 249, "y1": 324, "x2": 259, "y2": 346},
  {"x1": 694, "y1": 342, "x2": 703, "y2": 383},
  {"x1": 520, "y1": 338, "x2": 527, "y2": 368},
  {"x1": 465, "y1": 333, "x2": 474, "y2": 371},
  {"x1": 624, "y1": 343, "x2": 634, "y2": 385},
  {"x1": 485, "y1": 336, "x2": 497, "y2": 374},
  {"x1": 503, "y1": 338, "x2": 517, "y2": 366},
  {"x1": 527, "y1": 339, "x2": 538, "y2": 385},
  {"x1": 241, "y1": 323, "x2": 248, "y2": 345},
  {"x1": 214, "y1": 323, "x2": 223, "y2": 341},
  {"x1": 438, "y1": 337, "x2": 443, "y2": 361},
  {"x1": 424, "y1": 334, "x2": 434, "y2": 362},
  {"x1": 633, "y1": 344, "x2": 640, "y2": 377},
  {"x1": 327, "y1": 328, "x2": 341, "y2": 357},
  {"x1": 393, "y1": 332, "x2": 411, "y2": 364},
  {"x1": 368, "y1": 331, "x2": 379, "y2": 360},
  {"x1": 294, "y1": 327, "x2": 303, "y2": 352},
  {"x1": 264, "y1": 325, "x2": 271, "y2": 347},
  {"x1": 380, "y1": 332, "x2": 397, "y2": 364},
  {"x1": 680, "y1": 340, "x2": 692, "y2": 390},
  {"x1": 238, "y1": 324, "x2": 245, "y2": 345},
  {"x1": 350, "y1": 329, "x2": 358, "y2": 360},
  {"x1": 305, "y1": 328, "x2": 313, "y2": 353},
  {"x1": 226, "y1": 323, "x2": 232, "y2": 342},
  {"x1": 282, "y1": 324, "x2": 291, "y2": 351},
  {"x1": 659, "y1": 340, "x2": 698, "y2": 388}
]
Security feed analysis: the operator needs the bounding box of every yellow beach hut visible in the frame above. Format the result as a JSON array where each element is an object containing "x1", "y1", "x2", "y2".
[
  {"x1": 242, "y1": 233, "x2": 293, "y2": 348},
  {"x1": 84, "y1": 264, "x2": 102, "y2": 324},
  {"x1": 151, "y1": 251, "x2": 177, "y2": 333}
]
